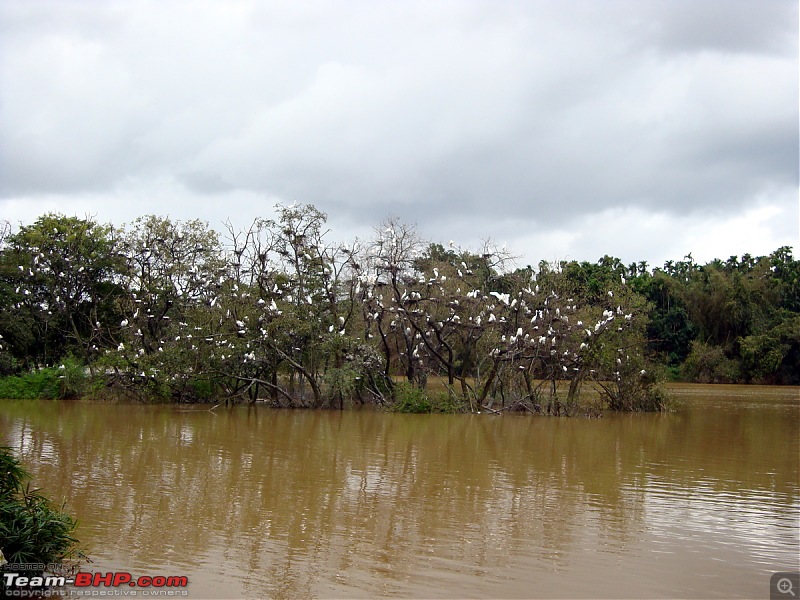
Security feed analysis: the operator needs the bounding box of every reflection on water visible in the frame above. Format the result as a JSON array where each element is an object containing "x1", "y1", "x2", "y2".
[{"x1": 1, "y1": 384, "x2": 798, "y2": 599}]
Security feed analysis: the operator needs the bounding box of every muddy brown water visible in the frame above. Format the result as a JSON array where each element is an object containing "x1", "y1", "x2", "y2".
[{"x1": 1, "y1": 383, "x2": 798, "y2": 599}]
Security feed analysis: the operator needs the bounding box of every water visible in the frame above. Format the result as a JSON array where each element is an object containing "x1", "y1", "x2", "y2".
[{"x1": 1, "y1": 383, "x2": 798, "y2": 598}]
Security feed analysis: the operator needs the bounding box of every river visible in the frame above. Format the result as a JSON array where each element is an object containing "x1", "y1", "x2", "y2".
[{"x1": 1, "y1": 383, "x2": 798, "y2": 599}]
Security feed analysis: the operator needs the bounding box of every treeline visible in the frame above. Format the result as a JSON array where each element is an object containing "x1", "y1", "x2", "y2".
[
  {"x1": 559, "y1": 249, "x2": 800, "y2": 385},
  {"x1": 0, "y1": 206, "x2": 796, "y2": 412}
]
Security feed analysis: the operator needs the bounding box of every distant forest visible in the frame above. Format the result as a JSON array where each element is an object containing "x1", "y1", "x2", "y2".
[{"x1": 0, "y1": 206, "x2": 797, "y2": 412}]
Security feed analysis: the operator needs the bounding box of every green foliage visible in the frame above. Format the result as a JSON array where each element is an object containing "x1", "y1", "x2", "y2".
[
  {"x1": 0, "y1": 356, "x2": 87, "y2": 400},
  {"x1": 428, "y1": 391, "x2": 469, "y2": 413},
  {"x1": 0, "y1": 207, "x2": 796, "y2": 409},
  {"x1": 739, "y1": 315, "x2": 800, "y2": 384},
  {"x1": 681, "y1": 341, "x2": 740, "y2": 383},
  {"x1": 596, "y1": 354, "x2": 670, "y2": 412},
  {"x1": 389, "y1": 382, "x2": 468, "y2": 413},
  {"x1": 2, "y1": 214, "x2": 125, "y2": 367},
  {"x1": 55, "y1": 355, "x2": 89, "y2": 398},
  {"x1": 189, "y1": 377, "x2": 216, "y2": 401},
  {"x1": 324, "y1": 364, "x2": 360, "y2": 408},
  {"x1": 633, "y1": 272, "x2": 697, "y2": 366},
  {"x1": 0, "y1": 447, "x2": 81, "y2": 589},
  {"x1": 0, "y1": 368, "x2": 60, "y2": 399},
  {"x1": 391, "y1": 382, "x2": 433, "y2": 413},
  {"x1": 0, "y1": 448, "x2": 26, "y2": 502}
]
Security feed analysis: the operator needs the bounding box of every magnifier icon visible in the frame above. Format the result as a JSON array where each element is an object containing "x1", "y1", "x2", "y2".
[{"x1": 778, "y1": 578, "x2": 796, "y2": 596}]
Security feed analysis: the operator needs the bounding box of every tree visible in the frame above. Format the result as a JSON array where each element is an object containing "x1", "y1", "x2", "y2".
[
  {"x1": 1, "y1": 214, "x2": 124, "y2": 370},
  {"x1": 108, "y1": 216, "x2": 225, "y2": 401}
]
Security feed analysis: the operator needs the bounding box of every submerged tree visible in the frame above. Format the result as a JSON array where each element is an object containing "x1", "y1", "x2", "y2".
[
  {"x1": 2, "y1": 205, "x2": 794, "y2": 408},
  {"x1": 105, "y1": 215, "x2": 225, "y2": 401}
]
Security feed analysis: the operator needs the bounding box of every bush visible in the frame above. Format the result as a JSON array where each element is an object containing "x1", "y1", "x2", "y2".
[
  {"x1": 56, "y1": 355, "x2": 89, "y2": 398},
  {"x1": 681, "y1": 341, "x2": 740, "y2": 383},
  {"x1": 390, "y1": 383, "x2": 469, "y2": 413},
  {"x1": 0, "y1": 369, "x2": 60, "y2": 399},
  {"x1": 0, "y1": 447, "x2": 82, "y2": 591},
  {"x1": 595, "y1": 350, "x2": 672, "y2": 412},
  {"x1": 0, "y1": 356, "x2": 88, "y2": 400},
  {"x1": 390, "y1": 382, "x2": 432, "y2": 413},
  {"x1": 324, "y1": 364, "x2": 359, "y2": 408},
  {"x1": 429, "y1": 391, "x2": 468, "y2": 413}
]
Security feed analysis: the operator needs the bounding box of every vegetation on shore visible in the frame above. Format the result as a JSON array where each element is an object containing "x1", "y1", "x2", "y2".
[
  {"x1": 0, "y1": 207, "x2": 797, "y2": 413},
  {"x1": 0, "y1": 446, "x2": 82, "y2": 592}
]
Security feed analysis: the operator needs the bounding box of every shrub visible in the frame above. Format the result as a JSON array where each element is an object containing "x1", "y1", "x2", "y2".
[
  {"x1": 324, "y1": 364, "x2": 359, "y2": 408},
  {"x1": 595, "y1": 351, "x2": 672, "y2": 412},
  {"x1": 681, "y1": 341, "x2": 739, "y2": 383},
  {"x1": 0, "y1": 447, "x2": 82, "y2": 591},
  {"x1": 389, "y1": 383, "x2": 470, "y2": 413},
  {"x1": 56, "y1": 355, "x2": 89, "y2": 399},
  {"x1": 0, "y1": 369, "x2": 60, "y2": 399},
  {"x1": 0, "y1": 356, "x2": 89, "y2": 400},
  {"x1": 429, "y1": 391, "x2": 468, "y2": 413},
  {"x1": 390, "y1": 382, "x2": 432, "y2": 413}
]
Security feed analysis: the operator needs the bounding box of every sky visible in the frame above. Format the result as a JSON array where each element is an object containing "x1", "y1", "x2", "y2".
[{"x1": 1, "y1": 0, "x2": 798, "y2": 270}]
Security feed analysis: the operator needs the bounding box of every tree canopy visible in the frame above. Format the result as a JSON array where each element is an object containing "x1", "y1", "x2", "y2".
[{"x1": 0, "y1": 209, "x2": 796, "y2": 413}]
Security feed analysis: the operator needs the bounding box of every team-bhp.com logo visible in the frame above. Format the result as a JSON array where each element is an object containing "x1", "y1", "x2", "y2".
[{"x1": 3, "y1": 571, "x2": 189, "y2": 597}]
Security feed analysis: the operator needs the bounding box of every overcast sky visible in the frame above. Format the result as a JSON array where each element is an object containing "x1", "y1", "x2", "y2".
[{"x1": 1, "y1": 0, "x2": 797, "y2": 269}]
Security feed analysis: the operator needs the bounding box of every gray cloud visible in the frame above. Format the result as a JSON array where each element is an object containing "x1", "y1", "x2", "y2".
[{"x1": 0, "y1": 0, "x2": 796, "y2": 266}]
